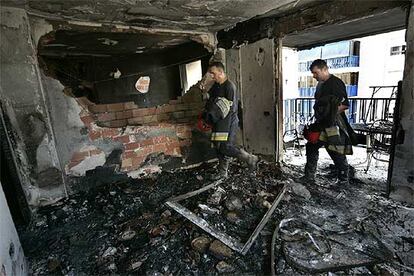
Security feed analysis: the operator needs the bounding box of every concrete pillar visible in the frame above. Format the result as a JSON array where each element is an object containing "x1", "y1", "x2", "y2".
[
  {"x1": 225, "y1": 48, "x2": 244, "y2": 146},
  {"x1": 0, "y1": 7, "x2": 66, "y2": 207},
  {"x1": 390, "y1": 3, "x2": 414, "y2": 204},
  {"x1": 239, "y1": 38, "x2": 277, "y2": 158}
]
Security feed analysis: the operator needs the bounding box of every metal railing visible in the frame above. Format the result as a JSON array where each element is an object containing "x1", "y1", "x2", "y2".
[
  {"x1": 298, "y1": 85, "x2": 358, "y2": 97},
  {"x1": 298, "y1": 55, "x2": 360, "y2": 72},
  {"x1": 283, "y1": 97, "x2": 396, "y2": 133}
]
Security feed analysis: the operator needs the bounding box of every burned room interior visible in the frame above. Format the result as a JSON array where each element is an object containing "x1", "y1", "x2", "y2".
[{"x1": 0, "y1": 0, "x2": 413, "y2": 275}]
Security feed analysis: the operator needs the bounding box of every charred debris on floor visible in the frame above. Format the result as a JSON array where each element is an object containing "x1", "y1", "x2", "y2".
[{"x1": 18, "y1": 161, "x2": 414, "y2": 275}]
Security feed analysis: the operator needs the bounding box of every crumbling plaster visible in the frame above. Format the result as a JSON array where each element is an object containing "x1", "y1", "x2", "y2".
[{"x1": 0, "y1": 7, "x2": 67, "y2": 207}]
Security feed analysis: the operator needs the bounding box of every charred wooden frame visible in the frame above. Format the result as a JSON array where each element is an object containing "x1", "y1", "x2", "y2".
[{"x1": 165, "y1": 180, "x2": 286, "y2": 255}]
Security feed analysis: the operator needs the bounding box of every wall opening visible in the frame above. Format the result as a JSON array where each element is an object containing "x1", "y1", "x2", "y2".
[
  {"x1": 179, "y1": 60, "x2": 203, "y2": 94},
  {"x1": 281, "y1": 29, "x2": 406, "y2": 191}
]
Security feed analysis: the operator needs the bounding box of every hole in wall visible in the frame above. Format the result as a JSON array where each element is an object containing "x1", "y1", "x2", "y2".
[
  {"x1": 37, "y1": 30, "x2": 211, "y2": 108},
  {"x1": 256, "y1": 47, "x2": 265, "y2": 66}
]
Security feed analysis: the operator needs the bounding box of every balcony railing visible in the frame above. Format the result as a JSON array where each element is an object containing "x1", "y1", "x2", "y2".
[
  {"x1": 283, "y1": 97, "x2": 395, "y2": 132},
  {"x1": 298, "y1": 55, "x2": 360, "y2": 72},
  {"x1": 298, "y1": 85, "x2": 358, "y2": 97}
]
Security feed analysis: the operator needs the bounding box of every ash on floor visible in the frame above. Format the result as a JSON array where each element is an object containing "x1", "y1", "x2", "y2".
[{"x1": 18, "y1": 156, "x2": 414, "y2": 275}]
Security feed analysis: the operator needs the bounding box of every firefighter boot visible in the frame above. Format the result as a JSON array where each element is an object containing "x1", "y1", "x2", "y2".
[
  {"x1": 237, "y1": 149, "x2": 259, "y2": 171},
  {"x1": 210, "y1": 158, "x2": 230, "y2": 180}
]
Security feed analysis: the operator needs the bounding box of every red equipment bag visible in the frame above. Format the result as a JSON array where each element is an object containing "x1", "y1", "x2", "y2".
[
  {"x1": 197, "y1": 113, "x2": 212, "y2": 132},
  {"x1": 303, "y1": 125, "x2": 320, "y2": 144}
]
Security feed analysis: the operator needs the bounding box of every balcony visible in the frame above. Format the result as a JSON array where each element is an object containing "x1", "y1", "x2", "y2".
[
  {"x1": 283, "y1": 96, "x2": 395, "y2": 132},
  {"x1": 298, "y1": 85, "x2": 358, "y2": 97},
  {"x1": 298, "y1": 55, "x2": 360, "y2": 72}
]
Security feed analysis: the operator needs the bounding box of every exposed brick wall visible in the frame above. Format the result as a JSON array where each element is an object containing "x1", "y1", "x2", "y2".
[
  {"x1": 66, "y1": 87, "x2": 206, "y2": 174},
  {"x1": 87, "y1": 90, "x2": 204, "y2": 128}
]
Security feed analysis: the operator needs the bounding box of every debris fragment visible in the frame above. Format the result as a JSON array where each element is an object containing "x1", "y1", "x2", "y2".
[
  {"x1": 120, "y1": 230, "x2": 136, "y2": 241},
  {"x1": 191, "y1": 236, "x2": 211, "y2": 253},
  {"x1": 207, "y1": 187, "x2": 225, "y2": 205},
  {"x1": 102, "y1": 247, "x2": 117, "y2": 258},
  {"x1": 216, "y1": 261, "x2": 235, "y2": 273},
  {"x1": 198, "y1": 204, "x2": 220, "y2": 215},
  {"x1": 289, "y1": 182, "x2": 311, "y2": 199},
  {"x1": 47, "y1": 257, "x2": 61, "y2": 273},
  {"x1": 225, "y1": 196, "x2": 243, "y2": 211},
  {"x1": 135, "y1": 76, "x2": 150, "y2": 93},
  {"x1": 226, "y1": 211, "x2": 241, "y2": 225},
  {"x1": 209, "y1": 240, "x2": 233, "y2": 260}
]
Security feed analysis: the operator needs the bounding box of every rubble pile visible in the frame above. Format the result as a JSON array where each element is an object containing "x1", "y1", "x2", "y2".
[{"x1": 18, "y1": 160, "x2": 414, "y2": 275}]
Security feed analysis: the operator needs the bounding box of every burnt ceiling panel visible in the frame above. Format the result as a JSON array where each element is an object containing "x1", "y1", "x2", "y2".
[
  {"x1": 38, "y1": 30, "x2": 194, "y2": 56},
  {"x1": 283, "y1": 7, "x2": 407, "y2": 49},
  {"x1": 25, "y1": 0, "x2": 308, "y2": 31}
]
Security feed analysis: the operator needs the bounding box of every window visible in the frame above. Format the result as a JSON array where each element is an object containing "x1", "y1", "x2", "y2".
[
  {"x1": 390, "y1": 45, "x2": 406, "y2": 56},
  {"x1": 179, "y1": 60, "x2": 202, "y2": 94}
]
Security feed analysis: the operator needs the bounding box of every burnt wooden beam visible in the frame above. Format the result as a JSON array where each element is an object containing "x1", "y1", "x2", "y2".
[
  {"x1": 218, "y1": 0, "x2": 410, "y2": 49},
  {"x1": 165, "y1": 181, "x2": 286, "y2": 255}
]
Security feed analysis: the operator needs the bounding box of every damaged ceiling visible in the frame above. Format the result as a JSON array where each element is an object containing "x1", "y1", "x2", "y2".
[
  {"x1": 21, "y1": 0, "x2": 319, "y2": 32},
  {"x1": 38, "y1": 30, "x2": 199, "y2": 56}
]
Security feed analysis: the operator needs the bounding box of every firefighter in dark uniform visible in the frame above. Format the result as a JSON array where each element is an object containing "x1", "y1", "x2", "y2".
[
  {"x1": 301, "y1": 59, "x2": 356, "y2": 185},
  {"x1": 202, "y1": 62, "x2": 259, "y2": 180}
]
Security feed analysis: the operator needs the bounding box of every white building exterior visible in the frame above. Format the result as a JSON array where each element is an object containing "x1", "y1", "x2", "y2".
[
  {"x1": 356, "y1": 29, "x2": 406, "y2": 98},
  {"x1": 282, "y1": 29, "x2": 406, "y2": 99}
]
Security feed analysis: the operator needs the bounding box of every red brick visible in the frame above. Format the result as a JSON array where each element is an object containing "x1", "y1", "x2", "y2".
[
  {"x1": 167, "y1": 141, "x2": 180, "y2": 149},
  {"x1": 80, "y1": 115, "x2": 94, "y2": 126},
  {"x1": 132, "y1": 156, "x2": 145, "y2": 167},
  {"x1": 169, "y1": 99, "x2": 181, "y2": 105},
  {"x1": 132, "y1": 108, "x2": 156, "y2": 117},
  {"x1": 121, "y1": 158, "x2": 133, "y2": 168},
  {"x1": 153, "y1": 143, "x2": 166, "y2": 153},
  {"x1": 135, "y1": 146, "x2": 153, "y2": 157},
  {"x1": 147, "y1": 107, "x2": 157, "y2": 115},
  {"x1": 108, "y1": 119, "x2": 127, "y2": 128},
  {"x1": 153, "y1": 136, "x2": 169, "y2": 144},
  {"x1": 157, "y1": 113, "x2": 171, "y2": 121},
  {"x1": 71, "y1": 151, "x2": 90, "y2": 162},
  {"x1": 177, "y1": 130, "x2": 192, "y2": 139},
  {"x1": 89, "y1": 104, "x2": 107, "y2": 113},
  {"x1": 115, "y1": 110, "x2": 132, "y2": 120},
  {"x1": 97, "y1": 112, "x2": 116, "y2": 122},
  {"x1": 182, "y1": 93, "x2": 202, "y2": 103},
  {"x1": 124, "y1": 102, "x2": 138, "y2": 110},
  {"x1": 165, "y1": 147, "x2": 181, "y2": 156},
  {"x1": 141, "y1": 115, "x2": 157, "y2": 124},
  {"x1": 174, "y1": 104, "x2": 190, "y2": 111},
  {"x1": 175, "y1": 118, "x2": 192, "y2": 124},
  {"x1": 163, "y1": 105, "x2": 175, "y2": 113},
  {"x1": 128, "y1": 117, "x2": 144, "y2": 125},
  {"x1": 122, "y1": 151, "x2": 137, "y2": 159},
  {"x1": 132, "y1": 109, "x2": 145, "y2": 117},
  {"x1": 172, "y1": 111, "x2": 185, "y2": 119},
  {"x1": 139, "y1": 138, "x2": 154, "y2": 147},
  {"x1": 89, "y1": 130, "x2": 102, "y2": 140},
  {"x1": 155, "y1": 106, "x2": 164, "y2": 114},
  {"x1": 107, "y1": 103, "x2": 125, "y2": 112},
  {"x1": 114, "y1": 135, "x2": 130, "y2": 144},
  {"x1": 102, "y1": 128, "x2": 119, "y2": 137},
  {"x1": 125, "y1": 142, "x2": 141, "y2": 151},
  {"x1": 180, "y1": 139, "x2": 192, "y2": 147},
  {"x1": 184, "y1": 110, "x2": 199, "y2": 117}
]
